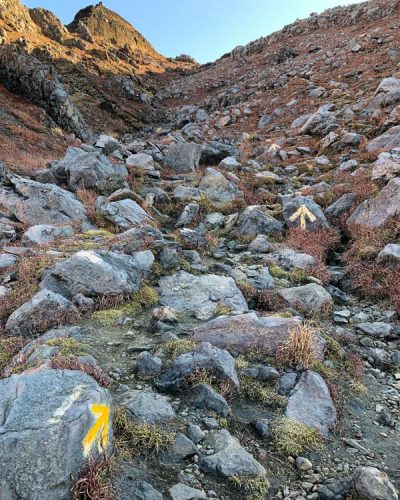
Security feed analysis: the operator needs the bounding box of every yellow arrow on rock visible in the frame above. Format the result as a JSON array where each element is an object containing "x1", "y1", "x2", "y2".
[
  {"x1": 289, "y1": 204, "x2": 317, "y2": 230},
  {"x1": 82, "y1": 404, "x2": 110, "y2": 457}
]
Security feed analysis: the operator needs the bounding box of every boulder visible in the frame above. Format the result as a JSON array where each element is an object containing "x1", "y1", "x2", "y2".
[
  {"x1": 122, "y1": 389, "x2": 175, "y2": 423},
  {"x1": 198, "y1": 429, "x2": 266, "y2": 478},
  {"x1": 286, "y1": 370, "x2": 337, "y2": 436},
  {"x1": 41, "y1": 250, "x2": 141, "y2": 300},
  {"x1": 282, "y1": 195, "x2": 329, "y2": 231},
  {"x1": 193, "y1": 312, "x2": 302, "y2": 355},
  {"x1": 156, "y1": 342, "x2": 239, "y2": 392},
  {"x1": 169, "y1": 483, "x2": 207, "y2": 500},
  {"x1": 188, "y1": 383, "x2": 230, "y2": 417},
  {"x1": 356, "y1": 322, "x2": 393, "y2": 339},
  {"x1": 136, "y1": 351, "x2": 162, "y2": 377},
  {"x1": 22, "y1": 224, "x2": 74, "y2": 246},
  {"x1": 198, "y1": 168, "x2": 243, "y2": 207},
  {"x1": 164, "y1": 142, "x2": 203, "y2": 173},
  {"x1": 5, "y1": 289, "x2": 79, "y2": 336},
  {"x1": 298, "y1": 109, "x2": 338, "y2": 136},
  {"x1": 159, "y1": 271, "x2": 248, "y2": 320},
  {"x1": 176, "y1": 203, "x2": 199, "y2": 228},
  {"x1": 0, "y1": 175, "x2": 88, "y2": 226},
  {"x1": 237, "y1": 206, "x2": 284, "y2": 236},
  {"x1": 200, "y1": 141, "x2": 238, "y2": 165},
  {"x1": 161, "y1": 434, "x2": 197, "y2": 463},
  {"x1": 325, "y1": 193, "x2": 357, "y2": 218},
  {"x1": 42, "y1": 147, "x2": 119, "y2": 192},
  {"x1": 100, "y1": 199, "x2": 152, "y2": 229},
  {"x1": 0, "y1": 254, "x2": 16, "y2": 269},
  {"x1": 372, "y1": 150, "x2": 400, "y2": 181},
  {"x1": 279, "y1": 284, "x2": 333, "y2": 314},
  {"x1": 126, "y1": 153, "x2": 155, "y2": 171},
  {"x1": 377, "y1": 243, "x2": 400, "y2": 264},
  {"x1": 367, "y1": 126, "x2": 400, "y2": 152},
  {"x1": 348, "y1": 178, "x2": 400, "y2": 227},
  {"x1": 0, "y1": 370, "x2": 112, "y2": 500},
  {"x1": 352, "y1": 467, "x2": 398, "y2": 500}
]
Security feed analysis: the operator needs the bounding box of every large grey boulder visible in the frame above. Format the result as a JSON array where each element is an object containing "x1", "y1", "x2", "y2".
[
  {"x1": 0, "y1": 175, "x2": 88, "y2": 226},
  {"x1": 348, "y1": 178, "x2": 400, "y2": 227},
  {"x1": 282, "y1": 195, "x2": 329, "y2": 231},
  {"x1": 193, "y1": 312, "x2": 302, "y2": 355},
  {"x1": 159, "y1": 271, "x2": 248, "y2": 320},
  {"x1": 372, "y1": 150, "x2": 400, "y2": 181},
  {"x1": 0, "y1": 370, "x2": 112, "y2": 500},
  {"x1": 188, "y1": 383, "x2": 230, "y2": 417},
  {"x1": 198, "y1": 429, "x2": 266, "y2": 478},
  {"x1": 122, "y1": 389, "x2": 175, "y2": 423},
  {"x1": 376, "y1": 77, "x2": 400, "y2": 94},
  {"x1": 164, "y1": 142, "x2": 203, "y2": 173},
  {"x1": 279, "y1": 284, "x2": 333, "y2": 314},
  {"x1": 367, "y1": 126, "x2": 400, "y2": 152},
  {"x1": 157, "y1": 342, "x2": 239, "y2": 392},
  {"x1": 352, "y1": 467, "x2": 398, "y2": 500},
  {"x1": 22, "y1": 224, "x2": 74, "y2": 246},
  {"x1": 237, "y1": 206, "x2": 284, "y2": 236},
  {"x1": 325, "y1": 193, "x2": 357, "y2": 218},
  {"x1": 198, "y1": 168, "x2": 243, "y2": 207},
  {"x1": 41, "y1": 250, "x2": 141, "y2": 300},
  {"x1": 298, "y1": 109, "x2": 338, "y2": 136},
  {"x1": 126, "y1": 153, "x2": 155, "y2": 171},
  {"x1": 5, "y1": 289, "x2": 79, "y2": 336},
  {"x1": 286, "y1": 370, "x2": 337, "y2": 437},
  {"x1": 40, "y1": 147, "x2": 121, "y2": 192},
  {"x1": 100, "y1": 199, "x2": 152, "y2": 229}
]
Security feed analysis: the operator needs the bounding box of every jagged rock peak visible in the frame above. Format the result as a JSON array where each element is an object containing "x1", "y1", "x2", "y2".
[{"x1": 67, "y1": 2, "x2": 158, "y2": 53}]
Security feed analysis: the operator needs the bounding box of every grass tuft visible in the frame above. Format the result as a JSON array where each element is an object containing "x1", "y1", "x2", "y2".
[{"x1": 273, "y1": 418, "x2": 324, "y2": 456}]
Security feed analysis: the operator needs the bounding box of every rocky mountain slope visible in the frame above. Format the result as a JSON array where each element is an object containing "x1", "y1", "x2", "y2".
[{"x1": 0, "y1": 1, "x2": 400, "y2": 500}]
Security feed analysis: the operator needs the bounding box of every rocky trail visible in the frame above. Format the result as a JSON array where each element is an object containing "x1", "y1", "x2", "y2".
[{"x1": 1, "y1": 0, "x2": 400, "y2": 499}]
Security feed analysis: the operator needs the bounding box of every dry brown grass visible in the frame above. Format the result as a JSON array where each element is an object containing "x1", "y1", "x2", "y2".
[
  {"x1": 71, "y1": 455, "x2": 115, "y2": 500},
  {"x1": 50, "y1": 356, "x2": 112, "y2": 387},
  {"x1": 276, "y1": 324, "x2": 318, "y2": 369}
]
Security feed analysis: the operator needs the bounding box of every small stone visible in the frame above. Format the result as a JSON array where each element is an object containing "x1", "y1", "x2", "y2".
[{"x1": 296, "y1": 457, "x2": 313, "y2": 471}]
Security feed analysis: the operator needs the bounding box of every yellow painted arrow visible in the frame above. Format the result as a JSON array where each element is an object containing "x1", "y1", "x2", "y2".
[
  {"x1": 289, "y1": 204, "x2": 317, "y2": 230},
  {"x1": 82, "y1": 404, "x2": 110, "y2": 457}
]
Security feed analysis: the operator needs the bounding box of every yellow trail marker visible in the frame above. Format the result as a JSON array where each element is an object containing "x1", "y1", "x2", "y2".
[
  {"x1": 82, "y1": 404, "x2": 110, "y2": 457},
  {"x1": 289, "y1": 204, "x2": 317, "y2": 230}
]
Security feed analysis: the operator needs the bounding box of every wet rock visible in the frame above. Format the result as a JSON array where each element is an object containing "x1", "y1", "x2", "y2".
[
  {"x1": 279, "y1": 284, "x2": 333, "y2": 314},
  {"x1": 0, "y1": 370, "x2": 112, "y2": 500},
  {"x1": 348, "y1": 178, "x2": 400, "y2": 227},
  {"x1": 122, "y1": 389, "x2": 175, "y2": 423},
  {"x1": 193, "y1": 312, "x2": 302, "y2": 355},
  {"x1": 198, "y1": 167, "x2": 243, "y2": 207},
  {"x1": 41, "y1": 250, "x2": 141, "y2": 300},
  {"x1": 5, "y1": 289, "x2": 79, "y2": 336},
  {"x1": 237, "y1": 205, "x2": 284, "y2": 236},
  {"x1": 352, "y1": 466, "x2": 398, "y2": 500},
  {"x1": 22, "y1": 224, "x2": 74, "y2": 246},
  {"x1": 156, "y1": 342, "x2": 239, "y2": 392},
  {"x1": 198, "y1": 429, "x2": 266, "y2": 478},
  {"x1": 164, "y1": 142, "x2": 203, "y2": 173},
  {"x1": 159, "y1": 271, "x2": 248, "y2": 320},
  {"x1": 188, "y1": 383, "x2": 229, "y2": 416},
  {"x1": 100, "y1": 199, "x2": 152, "y2": 229},
  {"x1": 286, "y1": 370, "x2": 337, "y2": 436}
]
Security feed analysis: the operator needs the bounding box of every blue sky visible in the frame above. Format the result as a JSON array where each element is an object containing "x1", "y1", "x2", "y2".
[{"x1": 24, "y1": 0, "x2": 364, "y2": 63}]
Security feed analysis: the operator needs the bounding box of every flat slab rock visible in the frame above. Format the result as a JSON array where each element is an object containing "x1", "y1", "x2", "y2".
[
  {"x1": 0, "y1": 369, "x2": 112, "y2": 500},
  {"x1": 159, "y1": 271, "x2": 248, "y2": 320},
  {"x1": 193, "y1": 312, "x2": 302, "y2": 355},
  {"x1": 286, "y1": 370, "x2": 337, "y2": 437},
  {"x1": 198, "y1": 429, "x2": 266, "y2": 478},
  {"x1": 121, "y1": 389, "x2": 175, "y2": 423}
]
